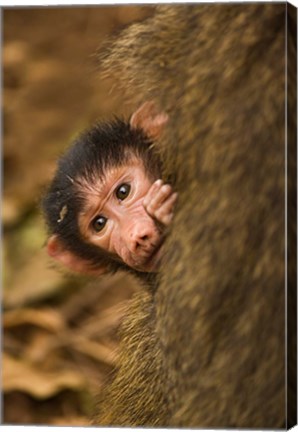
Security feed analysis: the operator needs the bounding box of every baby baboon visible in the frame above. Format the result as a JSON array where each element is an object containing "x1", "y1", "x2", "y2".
[
  {"x1": 42, "y1": 102, "x2": 175, "y2": 277},
  {"x1": 92, "y1": 3, "x2": 295, "y2": 428}
]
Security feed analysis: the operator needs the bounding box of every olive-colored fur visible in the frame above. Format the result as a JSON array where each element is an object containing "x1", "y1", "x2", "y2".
[{"x1": 94, "y1": 4, "x2": 296, "y2": 428}]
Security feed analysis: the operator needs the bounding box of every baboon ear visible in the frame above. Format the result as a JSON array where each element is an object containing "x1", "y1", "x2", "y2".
[
  {"x1": 130, "y1": 101, "x2": 169, "y2": 140},
  {"x1": 47, "y1": 234, "x2": 107, "y2": 276}
]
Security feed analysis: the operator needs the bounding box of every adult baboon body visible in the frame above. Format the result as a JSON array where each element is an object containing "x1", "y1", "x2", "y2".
[{"x1": 94, "y1": 4, "x2": 295, "y2": 428}]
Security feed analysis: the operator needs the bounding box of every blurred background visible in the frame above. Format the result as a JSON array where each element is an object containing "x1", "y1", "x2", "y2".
[{"x1": 2, "y1": 5, "x2": 153, "y2": 426}]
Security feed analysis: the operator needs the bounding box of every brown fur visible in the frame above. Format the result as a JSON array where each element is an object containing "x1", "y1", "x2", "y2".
[{"x1": 93, "y1": 4, "x2": 295, "y2": 428}]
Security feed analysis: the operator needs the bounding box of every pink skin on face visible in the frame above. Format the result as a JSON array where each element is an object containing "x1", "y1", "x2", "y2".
[{"x1": 78, "y1": 160, "x2": 177, "y2": 272}]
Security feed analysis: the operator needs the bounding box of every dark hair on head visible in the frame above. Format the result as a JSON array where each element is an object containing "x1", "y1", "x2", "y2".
[{"x1": 41, "y1": 118, "x2": 162, "y2": 268}]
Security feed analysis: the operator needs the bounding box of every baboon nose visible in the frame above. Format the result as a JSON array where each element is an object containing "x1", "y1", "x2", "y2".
[
  {"x1": 134, "y1": 234, "x2": 150, "y2": 250},
  {"x1": 129, "y1": 224, "x2": 155, "y2": 253}
]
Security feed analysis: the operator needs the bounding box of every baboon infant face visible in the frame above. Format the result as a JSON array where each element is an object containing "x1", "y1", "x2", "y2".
[{"x1": 78, "y1": 159, "x2": 177, "y2": 272}]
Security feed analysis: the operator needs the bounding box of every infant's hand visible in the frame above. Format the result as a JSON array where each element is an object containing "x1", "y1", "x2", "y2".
[{"x1": 143, "y1": 179, "x2": 177, "y2": 226}]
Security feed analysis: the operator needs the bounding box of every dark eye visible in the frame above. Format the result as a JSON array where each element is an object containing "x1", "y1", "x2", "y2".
[
  {"x1": 116, "y1": 183, "x2": 131, "y2": 201},
  {"x1": 92, "y1": 215, "x2": 107, "y2": 233}
]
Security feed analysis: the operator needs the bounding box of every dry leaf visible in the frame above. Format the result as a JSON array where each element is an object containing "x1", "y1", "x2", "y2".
[
  {"x1": 3, "y1": 353, "x2": 86, "y2": 399},
  {"x1": 74, "y1": 337, "x2": 117, "y2": 366},
  {"x1": 3, "y1": 308, "x2": 65, "y2": 332}
]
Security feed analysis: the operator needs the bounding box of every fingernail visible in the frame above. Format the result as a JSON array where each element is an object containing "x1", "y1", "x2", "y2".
[{"x1": 161, "y1": 184, "x2": 170, "y2": 192}]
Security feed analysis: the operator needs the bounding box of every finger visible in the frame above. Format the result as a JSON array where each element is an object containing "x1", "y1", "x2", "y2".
[
  {"x1": 154, "y1": 192, "x2": 178, "y2": 226},
  {"x1": 146, "y1": 184, "x2": 173, "y2": 215},
  {"x1": 143, "y1": 179, "x2": 163, "y2": 209}
]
